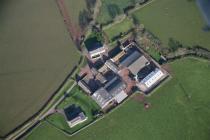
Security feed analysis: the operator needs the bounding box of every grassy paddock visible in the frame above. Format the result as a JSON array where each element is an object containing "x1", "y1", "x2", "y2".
[
  {"x1": 103, "y1": 18, "x2": 134, "y2": 42},
  {"x1": 133, "y1": 0, "x2": 210, "y2": 49},
  {"x1": 97, "y1": 0, "x2": 141, "y2": 24},
  {"x1": 0, "y1": 0, "x2": 80, "y2": 136},
  {"x1": 26, "y1": 57, "x2": 210, "y2": 140}
]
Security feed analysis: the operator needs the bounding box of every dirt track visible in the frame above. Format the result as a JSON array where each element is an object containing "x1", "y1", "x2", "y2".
[{"x1": 56, "y1": 0, "x2": 82, "y2": 42}]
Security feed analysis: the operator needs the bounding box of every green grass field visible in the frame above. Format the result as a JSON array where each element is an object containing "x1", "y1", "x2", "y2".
[
  {"x1": 0, "y1": 0, "x2": 80, "y2": 136},
  {"x1": 26, "y1": 57, "x2": 210, "y2": 140},
  {"x1": 133, "y1": 0, "x2": 210, "y2": 49},
  {"x1": 103, "y1": 18, "x2": 134, "y2": 42},
  {"x1": 97, "y1": 0, "x2": 140, "y2": 24}
]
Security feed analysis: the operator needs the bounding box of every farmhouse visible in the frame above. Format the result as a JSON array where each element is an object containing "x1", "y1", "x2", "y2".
[
  {"x1": 86, "y1": 42, "x2": 106, "y2": 59},
  {"x1": 64, "y1": 105, "x2": 87, "y2": 128}
]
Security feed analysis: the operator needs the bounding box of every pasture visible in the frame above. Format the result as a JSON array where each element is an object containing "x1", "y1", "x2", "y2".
[
  {"x1": 26, "y1": 58, "x2": 210, "y2": 140},
  {"x1": 97, "y1": 0, "x2": 141, "y2": 24},
  {"x1": 103, "y1": 18, "x2": 134, "y2": 42},
  {"x1": 133, "y1": 0, "x2": 210, "y2": 49},
  {"x1": 0, "y1": 0, "x2": 80, "y2": 136}
]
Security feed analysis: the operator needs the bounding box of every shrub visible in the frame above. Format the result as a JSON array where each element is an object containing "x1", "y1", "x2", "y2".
[
  {"x1": 79, "y1": 10, "x2": 92, "y2": 29},
  {"x1": 107, "y1": 4, "x2": 121, "y2": 19},
  {"x1": 85, "y1": 0, "x2": 96, "y2": 11},
  {"x1": 168, "y1": 38, "x2": 183, "y2": 52}
]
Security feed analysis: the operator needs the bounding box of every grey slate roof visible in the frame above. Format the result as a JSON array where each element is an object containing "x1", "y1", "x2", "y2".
[
  {"x1": 91, "y1": 77, "x2": 126, "y2": 109},
  {"x1": 105, "y1": 60, "x2": 119, "y2": 73},
  {"x1": 64, "y1": 105, "x2": 83, "y2": 121},
  {"x1": 105, "y1": 77, "x2": 126, "y2": 97},
  {"x1": 128, "y1": 55, "x2": 149, "y2": 75},
  {"x1": 91, "y1": 87, "x2": 113, "y2": 109},
  {"x1": 120, "y1": 51, "x2": 141, "y2": 67}
]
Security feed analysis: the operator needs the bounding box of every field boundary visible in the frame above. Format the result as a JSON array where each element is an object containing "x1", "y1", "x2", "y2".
[
  {"x1": 55, "y1": 0, "x2": 82, "y2": 50},
  {"x1": 3, "y1": 56, "x2": 84, "y2": 140}
]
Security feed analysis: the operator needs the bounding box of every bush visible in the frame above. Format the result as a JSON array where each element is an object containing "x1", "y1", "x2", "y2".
[
  {"x1": 85, "y1": 0, "x2": 96, "y2": 11},
  {"x1": 168, "y1": 38, "x2": 183, "y2": 52},
  {"x1": 123, "y1": 5, "x2": 135, "y2": 14},
  {"x1": 107, "y1": 4, "x2": 121, "y2": 19},
  {"x1": 79, "y1": 10, "x2": 92, "y2": 29}
]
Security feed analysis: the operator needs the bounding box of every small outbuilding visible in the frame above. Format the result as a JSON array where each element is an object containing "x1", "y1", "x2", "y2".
[{"x1": 91, "y1": 76, "x2": 127, "y2": 109}]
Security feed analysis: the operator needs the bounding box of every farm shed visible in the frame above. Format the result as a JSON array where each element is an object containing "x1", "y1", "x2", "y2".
[
  {"x1": 91, "y1": 87, "x2": 113, "y2": 109},
  {"x1": 105, "y1": 77, "x2": 128, "y2": 103},
  {"x1": 140, "y1": 68, "x2": 164, "y2": 88}
]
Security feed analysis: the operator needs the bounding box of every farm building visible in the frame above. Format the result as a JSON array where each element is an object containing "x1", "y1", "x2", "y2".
[
  {"x1": 136, "y1": 62, "x2": 156, "y2": 81},
  {"x1": 78, "y1": 80, "x2": 92, "y2": 94},
  {"x1": 136, "y1": 66, "x2": 166, "y2": 92},
  {"x1": 128, "y1": 55, "x2": 149, "y2": 75},
  {"x1": 86, "y1": 42, "x2": 106, "y2": 59},
  {"x1": 117, "y1": 45, "x2": 167, "y2": 92},
  {"x1": 120, "y1": 50, "x2": 141, "y2": 67},
  {"x1": 120, "y1": 50, "x2": 150, "y2": 75},
  {"x1": 91, "y1": 87, "x2": 113, "y2": 109},
  {"x1": 121, "y1": 40, "x2": 135, "y2": 51},
  {"x1": 140, "y1": 68, "x2": 164, "y2": 88},
  {"x1": 105, "y1": 77, "x2": 127, "y2": 103},
  {"x1": 105, "y1": 60, "x2": 119, "y2": 73},
  {"x1": 91, "y1": 77, "x2": 127, "y2": 109},
  {"x1": 84, "y1": 36, "x2": 106, "y2": 59},
  {"x1": 64, "y1": 105, "x2": 87, "y2": 128}
]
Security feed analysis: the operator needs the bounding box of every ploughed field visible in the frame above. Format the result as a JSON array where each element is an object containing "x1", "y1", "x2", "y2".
[
  {"x1": 133, "y1": 0, "x2": 210, "y2": 49},
  {"x1": 0, "y1": 0, "x2": 80, "y2": 136},
  {"x1": 26, "y1": 58, "x2": 210, "y2": 140}
]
